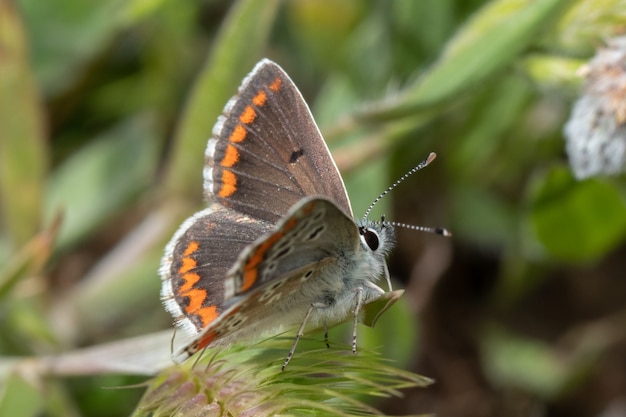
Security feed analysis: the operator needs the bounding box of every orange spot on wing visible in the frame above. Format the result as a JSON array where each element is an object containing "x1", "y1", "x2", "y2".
[
  {"x1": 193, "y1": 306, "x2": 242, "y2": 349},
  {"x1": 219, "y1": 170, "x2": 237, "y2": 197},
  {"x1": 184, "y1": 241, "x2": 199, "y2": 256},
  {"x1": 284, "y1": 217, "x2": 298, "y2": 230},
  {"x1": 229, "y1": 125, "x2": 247, "y2": 143},
  {"x1": 183, "y1": 284, "x2": 205, "y2": 312},
  {"x1": 179, "y1": 257, "x2": 196, "y2": 274},
  {"x1": 193, "y1": 329, "x2": 218, "y2": 351},
  {"x1": 221, "y1": 144, "x2": 239, "y2": 167},
  {"x1": 181, "y1": 285, "x2": 219, "y2": 327},
  {"x1": 301, "y1": 201, "x2": 316, "y2": 214},
  {"x1": 269, "y1": 77, "x2": 282, "y2": 92},
  {"x1": 179, "y1": 241, "x2": 199, "y2": 274},
  {"x1": 242, "y1": 269, "x2": 258, "y2": 292},
  {"x1": 180, "y1": 272, "x2": 200, "y2": 293},
  {"x1": 253, "y1": 90, "x2": 267, "y2": 106},
  {"x1": 239, "y1": 214, "x2": 303, "y2": 292},
  {"x1": 176, "y1": 240, "x2": 220, "y2": 329},
  {"x1": 195, "y1": 305, "x2": 219, "y2": 327},
  {"x1": 239, "y1": 105, "x2": 256, "y2": 124}
]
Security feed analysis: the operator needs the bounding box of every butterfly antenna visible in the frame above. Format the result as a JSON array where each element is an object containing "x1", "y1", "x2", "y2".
[
  {"x1": 383, "y1": 220, "x2": 452, "y2": 237},
  {"x1": 362, "y1": 152, "x2": 438, "y2": 221}
]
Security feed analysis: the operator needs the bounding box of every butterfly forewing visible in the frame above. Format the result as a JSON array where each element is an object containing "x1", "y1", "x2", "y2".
[
  {"x1": 227, "y1": 197, "x2": 361, "y2": 295},
  {"x1": 206, "y1": 59, "x2": 352, "y2": 223}
]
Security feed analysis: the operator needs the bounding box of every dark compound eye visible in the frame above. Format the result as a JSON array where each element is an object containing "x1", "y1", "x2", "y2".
[{"x1": 360, "y1": 228, "x2": 380, "y2": 251}]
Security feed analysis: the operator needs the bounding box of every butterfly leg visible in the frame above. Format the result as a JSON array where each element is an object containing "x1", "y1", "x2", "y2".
[
  {"x1": 352, "y1": 287, "x2": 364, "y2": 355},
  {"x1": 283, "y1": 302, "x2": 325, "y2": 370},
  {"x1": 383, "y1": 262, "x2": 393, "y2": 291}
]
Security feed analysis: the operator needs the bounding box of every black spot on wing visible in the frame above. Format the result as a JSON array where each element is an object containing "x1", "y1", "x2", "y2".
[{"x1": 289, "y1": 149, "x2": 305, "y2": 163}]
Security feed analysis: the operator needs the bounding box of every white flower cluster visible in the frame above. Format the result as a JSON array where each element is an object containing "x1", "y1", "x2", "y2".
[{"x1": 564, "y1": 36, "x2": 626, "y2": 179}]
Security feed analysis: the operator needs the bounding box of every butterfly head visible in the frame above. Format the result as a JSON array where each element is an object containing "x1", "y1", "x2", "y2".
[{"x1": 358, "y1": 217, "x2": 395, "y2": 257}]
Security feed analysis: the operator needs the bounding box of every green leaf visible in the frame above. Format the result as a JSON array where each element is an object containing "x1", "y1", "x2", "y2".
[
  {"x1": 165, "y1": 0, "x2": 280, "y2": 199},
  {"x1": 44, "y1": 117, "x2": 159, "y2": 249},
  {"x1": 360, "y1": 0, "x2": 573, "y2": 121},
  {"x1": 483, "y1": 326, "x2": 573, "y2": 399},
  {"x1": 521, "y1": 54, "x2": 586, "y2": 92},
  {"x1": 62, "y1": 233, "x2": 165, "y2": 341},
  {"x1": 17, "y1": 0, "x2": 165, "y2": 95},
  {"x1": 530, "y1": 166, "x2": 626, "y2": 262},
  {"x1": 0, "y1": 0, "x2": 47, "y2": 247},
  {"x1": 555, "y1": 0, "x2": 626, "y2": 53},
  {"x1": 0, "y1": 371, "x2": 44, "y2": 417}
]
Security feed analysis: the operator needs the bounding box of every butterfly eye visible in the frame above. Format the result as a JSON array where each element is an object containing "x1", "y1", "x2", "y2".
[{"x1": 359, "y1": 227, "x2": 380, "y2": 251}]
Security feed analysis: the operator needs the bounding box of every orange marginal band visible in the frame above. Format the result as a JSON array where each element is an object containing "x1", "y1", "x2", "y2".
[
  {"x1": 177, "y1": 241, "x2": 219, "y2": 327},
  {"x1": 218, "y1": 83, "x2": 276, "y2": 198}
]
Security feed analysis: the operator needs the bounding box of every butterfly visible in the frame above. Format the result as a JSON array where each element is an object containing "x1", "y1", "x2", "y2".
[{"x1": 160, "y1": 59, "x2": 445, "y2": 369}]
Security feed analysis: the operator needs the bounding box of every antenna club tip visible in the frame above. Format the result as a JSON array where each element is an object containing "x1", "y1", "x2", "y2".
[
  {"x1": 436, "y1": 227, "x2": 452, "y2": 237},
  {"x1": 426, "y1": 152, "x2": 437, "y2": 164}
]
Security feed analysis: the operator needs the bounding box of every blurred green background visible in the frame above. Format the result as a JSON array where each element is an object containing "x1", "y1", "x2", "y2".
[{"x1": 1, "y1": 0, "x2": 626, "y2": 416}]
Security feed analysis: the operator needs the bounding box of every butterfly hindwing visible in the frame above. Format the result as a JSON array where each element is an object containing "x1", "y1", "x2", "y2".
[{"x1": 160, "y1": 204, "x2": 273, "y2": 335}]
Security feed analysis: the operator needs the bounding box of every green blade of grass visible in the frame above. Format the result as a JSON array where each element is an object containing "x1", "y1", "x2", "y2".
[
  {"x1": 0, "y1": 371, "x2": 44, "y2": 417},
  {"x1": 0, "y1": 0, "x2": 48, "y2": 247},
  {"x1": 44, "y1": 117, "x2": 159, "y2": 250}
]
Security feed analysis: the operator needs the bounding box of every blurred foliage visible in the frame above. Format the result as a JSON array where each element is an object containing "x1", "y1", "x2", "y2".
[{"x1": 1, "y1": 0, "x2": 626, "y2": 416}]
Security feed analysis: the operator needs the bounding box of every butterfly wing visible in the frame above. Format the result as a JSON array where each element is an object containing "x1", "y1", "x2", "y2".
[
  {"x1": 225, "y1": 196, "x2": 362, "y2": 295},
  {"x1": 205, "y1": 59, "x2": 353, "y2": 222},
  {"x1": 160, "y1": 204, "x2": 274, "y2": 335}
]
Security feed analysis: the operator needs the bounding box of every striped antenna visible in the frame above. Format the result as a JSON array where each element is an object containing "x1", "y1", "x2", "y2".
[
  {"x1": 363, "y1": 152, "x2": 451, "y2": 237},
  {"x1": 384, "y1": 220, "x2": 451, "y2": 237}
]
